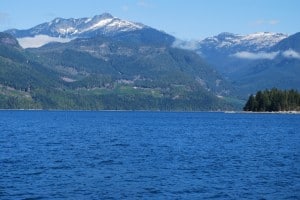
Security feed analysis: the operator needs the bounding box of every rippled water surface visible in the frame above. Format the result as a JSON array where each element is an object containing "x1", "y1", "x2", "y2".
[{"x1": 1, "y1": 111, "x2": 299, "y2": 199}]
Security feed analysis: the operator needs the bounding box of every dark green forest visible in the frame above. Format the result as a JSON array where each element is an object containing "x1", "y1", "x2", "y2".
[
  {"x1": 243, "y1": 88, "x2": 300, "y2": 112},
  {"x1": 0, "y1": 32, "x2": 243, "y2": 111}
]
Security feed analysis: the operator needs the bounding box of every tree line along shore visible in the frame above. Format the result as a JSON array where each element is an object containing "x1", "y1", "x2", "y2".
[{"x1": 243, "y1": 88, "x2": 300, "y2": 112}]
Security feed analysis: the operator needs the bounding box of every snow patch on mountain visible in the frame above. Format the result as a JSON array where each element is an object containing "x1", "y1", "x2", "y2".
[
  {"x1": 238, "y1": 32, "x2": 288, "y2": 50},
  {"x1": 58, "y1": 27, "x2": 77, "y2": 35},
  {"x1": 174, "y1": 32, "x2": 288, "y2": 53},
  {"x1": 84, "y1": 18, "x2": 92, "y2": 23},
  {"x1": 282, "y1": 49, "x2": 300, "y2": 59},
  {"x1": 90, "y1": 18, "x2": 113, "y2": 29},
  {"x1": 107, "y1": 19, "x2": 144, "y2": 30},
  {"x1": 18, "y1": 35, "x2": 72, "y2": 48},
  {"x1": 200, "y1": 32, "x2": 288, "y2": 51}
]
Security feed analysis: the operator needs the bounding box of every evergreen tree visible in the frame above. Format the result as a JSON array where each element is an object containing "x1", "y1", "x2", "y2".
[
  {"x1": 243, "y1": 89, "x2": 300, "y2": 112},
  {"x1": 243, "y1": 94, "x2": 256, "y2": 111}
]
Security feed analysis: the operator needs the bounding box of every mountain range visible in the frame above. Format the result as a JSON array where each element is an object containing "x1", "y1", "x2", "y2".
[
  {"x1": 1, "y1": 13, "x2": 299, "y2": 110},
  {"x1": 6, "y1": 13, "x2": 171, "y2": 48},
  {"x1": 176, "y1": 32, "x2": 300, "y2": 96},
  {"x1": 1, "y1": 14, "x2": 238, "y2": 110},
  {"x1": 6, "y1": 13, "x2": 145, "y2": 38}
]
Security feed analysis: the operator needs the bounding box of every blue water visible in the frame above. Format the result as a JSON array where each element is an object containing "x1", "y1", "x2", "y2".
[{"x1": 0, "y1": 111, "x2": 299, "y2": 199}]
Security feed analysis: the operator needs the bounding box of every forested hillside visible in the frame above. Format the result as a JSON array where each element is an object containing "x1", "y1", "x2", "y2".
[
  {"x1": 2, "y1": 13, "x2": 299, "y2": 111},
  {"x1": 0, "y1": 31, "x2": 240, "y2": 111}
]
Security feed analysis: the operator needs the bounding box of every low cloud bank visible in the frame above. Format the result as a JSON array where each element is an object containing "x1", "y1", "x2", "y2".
[
  {"x1": 233, "y1": 49, "x2": 300, "y2": 60},
  {"x1": 232, "y1": 51, "x2": 279, "y2": 60},
  {"x1": 282, "y1": 49, "x2": 300, "y2": 59},
  {"x1": 172, "y1": 39, "x2": 199, "y2": 50},
  {"x1": 18, "y1": 35, "x2": 72, "y2": 48}
]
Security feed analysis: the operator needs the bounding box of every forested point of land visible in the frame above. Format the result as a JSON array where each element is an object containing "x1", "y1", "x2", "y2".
[{"x1": 243, "y1": 88, "x2": 300, "y2": 112}]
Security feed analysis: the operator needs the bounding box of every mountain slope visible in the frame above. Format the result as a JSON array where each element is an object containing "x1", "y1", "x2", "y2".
[
  {"x1": 198, "y1": 32, "x2": 287, "y2": 52},
  {"x1": 0, "y1": 33, "x2": 64, "y2": 108},
  {"x1": 190, "y1": 32, "x2": 287, "y2": 75},
  {"x1": 232, "y1": 32, "x2": 300, "y2": 95},
  {"x1": 5, "y1": 13, "x2": 174, "y2": 48},
  {"x1": 0, "y1": 33, "x2": 60, "y2": 90},
  {"x1": 28, "y1": 30, "x2": 238, "y2": 110},
  {"x1": 176, "y1": 32, "x2": 299, "y2": 97},
  {"x1": 1, "y1": 26, "x2": 239, "y2": 110},
  {"x1": 31, "y1": 29, "x2": 232, "y2": 93},
  {"x1": 273, "y1": 32, "x2": 300, "y2": 52}
]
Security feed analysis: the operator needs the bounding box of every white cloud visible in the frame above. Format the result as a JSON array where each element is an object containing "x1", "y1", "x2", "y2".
[
  {"x1": 137, "y1": 0, "x2": 152, "y2": 8},
  {"x1": 232, "y1": 51, "x2": 279, "y2": 60},
  {"x1": 269, "y1": 20, "x2": 280, "y2": 25},
  {"x1": 282, "y1": 49, "x2": 300, "y2": 59},
  {"x1": 0, "y1": 12, "x2": 9, "y2": 21},
  {"x1": 253, "y1": 19, "x2": 280, "y2": 26},
  {"x1": 254, "y1": 20, "x2": 264, "y2": 25},
  {"x1": 0, "y1": 12, "x2": 10, "y2": 27},
  {"x1": 18, "y1": 35, "x2": 72, "y2": 48},
  {"x1": 172, "y1": 39, "x2": 199, "y2": 50},
  {"x1": 233, "y1": 50, "x2": 300, "y2": 60},
  {"x1": 122, "y1": 5, "x2": 129, "y2": 12}
]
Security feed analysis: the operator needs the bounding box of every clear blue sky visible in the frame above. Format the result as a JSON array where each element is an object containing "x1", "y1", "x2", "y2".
[{"x1": 0, "y1": 0, "x2": 299, "y2": 39}]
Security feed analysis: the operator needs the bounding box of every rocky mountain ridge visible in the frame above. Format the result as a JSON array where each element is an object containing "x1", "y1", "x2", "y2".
[{"x1": 6, "y1": 13, "x2": 146, "y2": 38}]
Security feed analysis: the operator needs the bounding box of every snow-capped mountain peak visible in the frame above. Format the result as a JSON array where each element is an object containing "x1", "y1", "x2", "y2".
[
  {"x1": 79, "y1": 14, "x2": 145, "y2": 34},
  {"x1": 92, "y1": 13, "x2": 114, "y2": 20},
  {"x1": 199, "y1": 32, "x2": 288, "y2": 51},
  {"x1": 240, "y1": 32, "x2": 288, "y2": 49},
  {"x1": 6, "y1": 13, "x2": 146, "y2": 39},
  {"x1": 5, "y1": 13, "x2": 148, "y2": 48}
]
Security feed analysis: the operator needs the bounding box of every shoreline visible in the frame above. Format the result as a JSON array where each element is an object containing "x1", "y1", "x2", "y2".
[
  {"x1": 225, "y1": 111, "x2": 300, "y2": 114},
  {"x1": 0, "y1": 109, "x2": 299, "y2": 114}
]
